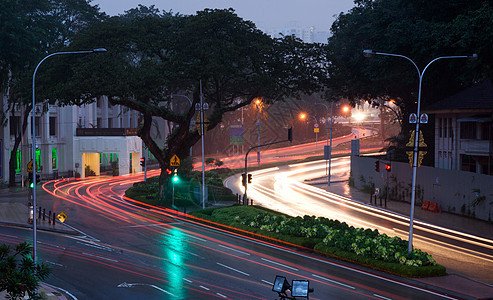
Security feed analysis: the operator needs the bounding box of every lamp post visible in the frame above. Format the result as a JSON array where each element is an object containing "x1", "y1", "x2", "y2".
[
  {"x1": 315, "y1": 102, "x2": 334, "y2": 186},
  {"x1": 363, "y1": 49, "x2": 477, "y2": 253},
  {"x1": 31, "y1": 48, "x2": 106, "y2": 266},
  {"x1": 255, "y1": 98, "x2": 262, "y2": 166}
]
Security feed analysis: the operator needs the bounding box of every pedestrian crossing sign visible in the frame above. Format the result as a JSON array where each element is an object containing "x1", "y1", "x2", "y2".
[{"x1": 170, "y1": 155, "x2": 180, "y2": 167}]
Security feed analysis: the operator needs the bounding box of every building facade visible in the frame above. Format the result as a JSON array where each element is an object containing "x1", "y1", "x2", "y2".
[
  {"x1": 2, "y1": 95, "x2": 145, "y2": 184},
  {"x1": 424, "y1": 80, "x2": 493, "y2": 175}
]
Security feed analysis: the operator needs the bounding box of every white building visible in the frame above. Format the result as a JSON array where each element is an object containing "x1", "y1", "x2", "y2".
[
  {"x1": 424, "y1": 80, "x2": 493, "y2": 175},
  {"x1": 2, "y1": 95, "x2": 145, "y2": 184}
]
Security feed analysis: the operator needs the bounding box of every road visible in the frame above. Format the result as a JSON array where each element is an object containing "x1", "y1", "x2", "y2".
[
  {"x1": 1, "y1": 172, "x2": 466, "y2": 299},
  {"x1": 225, "y1": 157, "x2": 493, "y2": 285}
]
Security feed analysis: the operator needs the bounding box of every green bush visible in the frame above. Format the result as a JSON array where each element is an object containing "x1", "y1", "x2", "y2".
[{"x1": 189, "y1": 206, "x2": 446, "y2": 277}]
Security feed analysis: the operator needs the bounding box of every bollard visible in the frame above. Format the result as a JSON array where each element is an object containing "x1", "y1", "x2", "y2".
[
  {"x1": 250, "y1": 199, "x2": 253, "y2": 206},
  {"x1": 38, "y1": 206, "x2": 41, "y2": 219},
  {"x1": 184, "y1": 207, "x2": 187, "y2": 214},
  {"x1": 53, "y1": 212, "x2": 56, "y2": 225},
  {"x1": 48, "y1": 211, "x2": 51, "y2": 223},
  {"x1": 43, "y1": 208, "x2": 46, "y2": 220}
]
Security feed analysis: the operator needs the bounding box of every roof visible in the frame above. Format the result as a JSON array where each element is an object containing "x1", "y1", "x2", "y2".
[{"x1": 423, "y1": 80, "x2": 493, "y2": 114}]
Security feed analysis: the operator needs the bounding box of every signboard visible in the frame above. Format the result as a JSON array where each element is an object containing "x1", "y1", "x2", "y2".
[
  {"x1": 409, "y1": 113, "x2": 417, "y2": 124},
  {"x1": 230, "y1": 124, "x2": 244, "y2": 145},
  {"x1": 314, "y1": 128, "x2": 319, "y2": 133},
  {"x1": 27, "y1": 160, "x2": 33, "y2": 173},
  {"x1": 57, "y1": 211, "x2": 67, "y2": 223},
  {"x1": 170, "y1": 155, "x2": 180, "y2": 167},
  {"x1": 314, "y1": 123, "x2": 319, "y2": 128},
  {"x1": 420, "y1": 113, "x2": 429, "y2": 124}
]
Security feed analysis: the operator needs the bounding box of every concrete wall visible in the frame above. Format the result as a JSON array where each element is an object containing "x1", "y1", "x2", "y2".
[{"x1": 351, "y1": 155, "x2": 493, "y2": 221}]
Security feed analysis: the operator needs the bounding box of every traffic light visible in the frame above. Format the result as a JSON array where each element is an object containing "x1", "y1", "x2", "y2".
[
  {"x1": 288, "y1": 127, "x2": 293, "y2": 142},
  {"x1": 28, "y1": 172, "x2": 33, "y2": 183},
  {"x1": 241, "y1": 174, "x2": 246, "y2": 186},
  {"x1": 248, "y1": 174, "x2": 252, "y2": 184},
  {"x1": 385, "y1": 164, "x2": 391, "y2": 172},
  {"x1": 172, "y1": 169, "x2": 179, "y2": 183},
  {"x1": 36, "y1": 174, "x2": 40, "y2": 183},
  {"x1": 140, "y1": 157, "x2": 145, "y2": 167},
  {"x1": 375, "y1": 161, "x2": 380, "y2": 172}
]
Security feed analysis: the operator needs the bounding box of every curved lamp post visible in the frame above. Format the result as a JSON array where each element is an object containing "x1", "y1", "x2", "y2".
[
  {"x1": 32, "y1": 48, "x2": 107, "y2": 265},
  {"x1": 363, "y1": 49, "x2": 477, "y2": 253}
]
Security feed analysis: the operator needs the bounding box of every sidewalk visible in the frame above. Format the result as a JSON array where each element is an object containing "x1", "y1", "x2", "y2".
[
  {"x1": 0, "y1": 189, "x2": 77, "y2": 300},
  {"x1": 321, "y1": 180, "x2": 493, "y2": 299}
]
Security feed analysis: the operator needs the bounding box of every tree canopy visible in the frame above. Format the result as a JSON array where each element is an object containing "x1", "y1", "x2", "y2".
[
  {"x1": 47, "y1": 7, "x2": 329, "y2": 190},
  {"x1": 326, "y1": 0, "x2": 492, "y2": 159}
]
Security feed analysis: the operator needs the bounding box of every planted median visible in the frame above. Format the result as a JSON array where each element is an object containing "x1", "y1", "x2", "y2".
[{"x1": 189, "y1": 205, "x2": 446, "y2": 278}]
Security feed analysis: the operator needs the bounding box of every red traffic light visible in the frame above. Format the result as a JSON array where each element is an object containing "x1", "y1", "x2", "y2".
[{"x1": 385, "y1": 164, "x2": 391, "y2": 172}]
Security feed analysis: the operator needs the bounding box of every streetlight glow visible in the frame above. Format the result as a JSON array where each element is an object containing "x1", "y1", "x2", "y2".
[{"x1": 364, "y1": 49, "x2": 477, "y2": 253}]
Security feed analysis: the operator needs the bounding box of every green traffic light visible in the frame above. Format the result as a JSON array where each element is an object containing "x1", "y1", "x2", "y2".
[
  {"x1": 30, "y1": 182, "x2": 34, "y2": 188},
  {"x1": 172, "y1": 175, "x2": 179, "y2": 183}
]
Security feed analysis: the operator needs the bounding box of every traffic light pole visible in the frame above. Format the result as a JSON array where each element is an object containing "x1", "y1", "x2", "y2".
[{"x1": 243, "y1": 128, "x2": 292, "y2": 204}]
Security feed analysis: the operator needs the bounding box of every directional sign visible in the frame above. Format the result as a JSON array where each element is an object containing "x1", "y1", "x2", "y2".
[
  {"x1": 170, "y1": 155, "x2": 180, "y2": 167},
  {"x1": 409, "y1": 113, "x2": 417, "y2": 124},
  {"x1": 57, "y1": 211, "x2": 67, "y2": 223},
  {"x1": 27, "y1": 160, "x2": 33, "y2": 172}
]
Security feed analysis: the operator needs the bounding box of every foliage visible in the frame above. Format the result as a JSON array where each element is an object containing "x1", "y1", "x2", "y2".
[
  {"x1": 189, "y1": 205, "x2": 445, "y2": 277},
  {"x1": 0, "y1": 242, "x2": 51, "y2": 299},
  {"x1": 326, "y1": 0, "x2": 492, "y2": 164},
  {"x1": 46, "y1": 7, "x2": 329, "y2": 197}
]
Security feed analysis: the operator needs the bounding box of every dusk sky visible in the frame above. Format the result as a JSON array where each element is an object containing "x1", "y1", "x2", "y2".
[{"x1": 91, "y1": 0, "x2": 356, "y2": 32}]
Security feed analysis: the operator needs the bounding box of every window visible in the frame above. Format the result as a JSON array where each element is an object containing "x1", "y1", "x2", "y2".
[
  {"x1": 438, "y1": 118, "x2": 443, "y2": 138},
  {"x1": 481, "y1": 122, "x2": 491, "y2": 140},
  {"x1": 52, "y1": 148, "x2": 58, "y2": 170},
  {"x1": 34, "y1": 117, "x2": 41, "y2": 137},
  {"x1": 461, "y1": 154, "x2": 476, "y2": 173},
  {"x1": 460, "y1": 122, "x2": 476, "y2": 139},
  {"x1": 10, "y1": 116, "x2": 20, "y2": 136},
  {"x1": 11, "y1": 150, "x2": 21, "y2": 174},
  {"x1": 35, "y1": 149, "x2": 42, "y2": 171},
  {"x1": 49, "y1": 117, "x2": 56, "y2": 136}
]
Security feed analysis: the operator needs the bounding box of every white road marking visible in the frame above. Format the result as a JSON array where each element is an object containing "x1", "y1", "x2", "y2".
[
  {"x1": 81, "y1": 252, "x2": 118, "y2": 262},
  {"x1": 117, "y1": 282, "x2": 174, "y2": 296},
  {"x1": 373, "y1": 294, "x2": 393, "y2": 300},
  {"x1": 261, "y1": 258, "x2": 298, "y2": 271},
  {"x1": 218, "y1": 244, "x2": 251, "y2": 255},
  {"x1": 217, "y1": 262, "x2": 250, "y2": 276},
  {"x1": 183, "y1": 278, "x2": 192, "y2": 283},
  {"x1": 46, "y1": 261, "x2": 64, "y2": 267},
  {"x1": 261, "y1": 280, "x2": 273, "y2": 285},
  {"x1": 200, "y1": 285, "x2": 210, "y2": 291},
  {"x1": 216, "y1": 292, "x2": 228, "y2": 298},
  {"x1": 312, "y1": 274, "x2": 355, "y2": 289}
]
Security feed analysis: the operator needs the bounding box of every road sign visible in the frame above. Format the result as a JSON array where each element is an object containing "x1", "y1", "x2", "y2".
[
  {"x1": 27, "y1": 160, "x2": 33, "y2": 172},
  {"x1": 57, "y1": 211, "x2": 67, "y2": 223},
  {"x1": 409, "y1": 113, "x2": 417, "y2": 124},
  {"x1": 420, "y1": 113, "x2": 429, "y2": 124},
  {"x1": 170, "y1": 155, "x2": 180, "y2": 167},
  {"x1": 314, "y1": 123, "x2": 319, "y2": 128},
  {"x1": 314, "y1": 128, "x2": 319, "y2": 133}
]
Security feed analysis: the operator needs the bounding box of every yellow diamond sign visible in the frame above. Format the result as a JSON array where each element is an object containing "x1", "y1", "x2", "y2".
[
  {"x1": 56, "y1": 211, "x2": 67, "y2": 223},
  {"x1": 170, "y1": 155, "x2": 180, "y2": 167}
]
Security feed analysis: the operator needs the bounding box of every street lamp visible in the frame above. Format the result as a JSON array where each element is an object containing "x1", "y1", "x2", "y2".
[
  {"x1": 363, "y1": 49, "x2": 477, "y2": 253},
  {"x1": 255, "y1": 98, "x2": 262, "y2": 166},
  {"x1": 31, "y1": 48, "x2": 106, "y2": 266},
  {"x1": 315, "y1": 102, "x2": 334, "y2": 186}
]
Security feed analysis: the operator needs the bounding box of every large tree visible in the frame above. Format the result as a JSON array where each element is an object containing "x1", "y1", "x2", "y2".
[
  {"x1": 48, "y1": 7, "x2": 329, "y2": 196},
  {"x1": 3, "y1": 0, "x2": 105, "y2": 186},
  {"x1": 326, "y1": 0, "x2": 492, "y2": 161}
]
